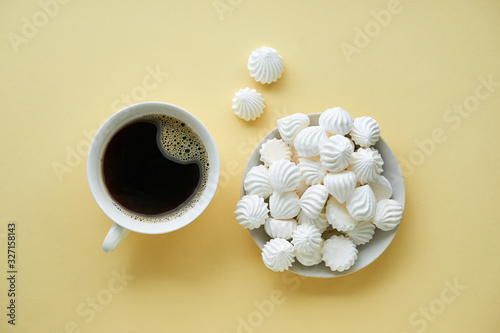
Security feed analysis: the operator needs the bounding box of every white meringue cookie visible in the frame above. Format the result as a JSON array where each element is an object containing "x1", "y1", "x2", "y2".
[
  {"x1": 296, "y1": 247, "x2": 323, "y2": 266},
  {"x1": 325, "y1": 197, "x2": 358, "y2": 232},
  {"x1": 350, "y1": 116, "x2": 380, "y2": 148},
  {"x1": 369, "y1": 175, "x2": 393, "y2": 201},
  {"x1": 277, "y1": 113, "x2": 310, "y2": 146},
  {"x1": 264, "y1": 218, "x2": 297, "y2": 240},
  {"x1": 262, "y1": 238, "x2": 295, "y2": 272},
  {"x1": 269, "y1": 159, "x2": 301, "y2": 192},
  {"x1": 269, "y1": 191, "x2": 300, "y2": 219},
  {"x1": 346, "y1": 185, "x2": 377, "y2": 221},
  {"x1": 297, "y1": 210, "x2": 329, "y2": 233},
  {"x1": 291, "y1": 224, "x2": 323, "y2": 253},
  {"x1": 259, "y1": 138, "x2": 292, "y2": 166},
  {"x1": 298, "y1": 184, "x2": 329, "y2": 218},
  {"x1": 244, "y1": 165, "x2": 273, "y2": 199},
  {"x1": 346, "y1": 221, "x2": 375, "y2": 245},
  {"x1": 320, "y1": 135, "x2": 354, "y2": 172},
  {"x1": 235, "y1": 195, "x2": 269, "y2": 230},
  {"x1": 321, "y1": 235, "x2": 358, "y2": 272},
  {"x1": 232, "y1": 88, "x2": 265, "y2": 121},
  {"x1": 319, "y1": 107, "x2": 353, "y2": 135},
  {"x1": 297, "y1": 157, "x2": 327, "y2": 185},
  {"x1": 248, "y1": 46, "x2": 284, "y2": 84},
  {"x1": 323, "y1": 171, "x2": 357, "y2": 204},
  {"x1": 350, "y1": 148, "x2": 384, "y2": 184},
  {"x1": 294, "y1": 126, "x2": 328, "y2": 157},
  {"x1": 373, "y1": 199, "x2": 403, "y2": 231}
]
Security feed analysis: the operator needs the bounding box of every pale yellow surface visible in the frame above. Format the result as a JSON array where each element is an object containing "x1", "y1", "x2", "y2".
[{"x1": 1, "y1": 0, "x2": 500, "y2": 332}]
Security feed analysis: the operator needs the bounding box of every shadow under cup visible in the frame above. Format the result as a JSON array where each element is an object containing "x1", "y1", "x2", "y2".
[{"x1": 87, "y1": 102, "x2": 220, "y2": 236}]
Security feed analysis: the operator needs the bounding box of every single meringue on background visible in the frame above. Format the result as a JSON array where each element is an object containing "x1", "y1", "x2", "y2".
[
  {"x1": 298, "y1": 184, "x2": 329, "y2": 218},
  {"x1": 346, "y1": 185, "x2": 377, "y2": 221},
  {"x1": 373, "y1": 199, "x2": 403, "y2": 231},
  {"x1": 268, "y1": 159, "x2": 301, "y2": 192},
  {"x1": 297, "y1": 157, "x2": 327, "y2": 186},
  {"x1": 264, "y1": 218, "x2": 297, "y2": 240},
  {"x1": 262, "y1": 238, "x2": 295, "y2": 272},
  {"x1": 346, "y1": 221, "x2": 375, "y2": 245},
  {"x1": 294, "y1": 126, "x2": 328, "y2": 157},
  {"x1": 259, "y1": 138, "x2": 292, "y2": 166},
  {"x1": 369, "y1": 175, "x2": 393, "y2": 201},
  {"x1": 277, "y1": 113, "x2": 310, "y2": 146},
  {"x1": 297, "y1": 209, "x2": 329, "y2": 233},
  {"x1": 248, "y1": 46, "x2": 284, "y2": 84},
  {"x1": 321, "y1": 235, "x2": 358, "y2": 272},
  {"x1": 325, "y1": 197, "x2": 358, "y2": 232},
  {"x1": 235, "y1": 195, "x2": 269, "y2": 230},
  {"x1": 350, "y1": 116, "x2": 380, "y2": 148},
  {"x1": 269, "y1": 191, "x2": 300, "y2": 219},
  {"x1": 243, "y1": 165, "x2": 273, "y2": 199},
  {"x1": 349, "y1": 148, "x2": 384, "y2": 184},
  {"x1": 319, "y1": 107, "x2": 353, "y2": 135},
  {"x1": 291, "y1": 224, "x2": 323, "y2": 253},
  {"x1": 323, "y1": 171, "x2": 356, "y2": 204},
  {"x1": 232, "y1": 88, "x2": 265, "y2": 121},
  {"x1": 320, "y1": 135, "x2": 354, "y2": 172}
]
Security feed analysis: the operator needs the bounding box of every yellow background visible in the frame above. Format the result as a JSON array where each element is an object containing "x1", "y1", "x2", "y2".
[{"x1": 1, "y1": 0, "x2": 500, "y2": 332}]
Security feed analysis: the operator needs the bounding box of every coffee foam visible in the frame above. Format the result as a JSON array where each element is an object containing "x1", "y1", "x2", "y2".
[{"x1": 111, "y1": 114, "x2": 210, "y2": 223}]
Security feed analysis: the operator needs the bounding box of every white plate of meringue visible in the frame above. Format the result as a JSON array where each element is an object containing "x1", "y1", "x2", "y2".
[{"x1": 235, "y1": 108, "x2": 405, "y2": 278}]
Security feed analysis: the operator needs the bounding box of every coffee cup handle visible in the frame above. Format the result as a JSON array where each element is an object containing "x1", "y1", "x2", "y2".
[{"x1": 102, "y1": 223, "x2": 130, "y2": 253}]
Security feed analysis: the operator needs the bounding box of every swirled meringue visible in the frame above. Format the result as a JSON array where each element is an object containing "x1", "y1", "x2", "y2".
[
  {"x1": 294, "y1": 126, "x2": 328, "y2": 157},
  {"x1": 269, "y1": 191, "x2": 300, "y2": 219},
  {"x1": 325, "y1": 197, "x2": 358, "y2": 232},
  {"x1": 232, "y1": 88, "x2": 265, "y2": 121},
  {"x1": 350, "y1": 116, "x2": 380, "y2": 148},
  {"x1": 298, "y1": 184, "x2": 329, "y2": 218},
  {"x1": 346, "y1": 221, "x2": 375, "y2": 245},
  {"x1": 235, "y1": 195, "x2": 269, "y2": 230},
  {"x1": 297, "y1": 209, "x2": 329, "y2": 232},
  {"x1": 296, "y1": 247, "x2": 323, "y2": 266},
  {"x1": 244, "y1": 165, "x2": 273, "y2": 199},
  {"x1": 262, "y1": 238, "x2": 295, "y2": 272},
  {"x1": 297, "y1": 157, "x2": 326, "y2": 185},
  {"x1": 373, "y1": 199, "x2": 403, "y2": 231},
  {"x1": 349, "y1": 148, "x2": 384, "y2": 184},
  {"x1": 320, "y1": 135, "x2": 354, "y2": 172},
  {"x1": 277, "y1": 113, "x2": 310, "y2": 146},
  {"x1": 369, "y1": 175, "x2": 393, "y2": 201},
  {"x1": 248, "y1": 46, "x2": 284, "y2": 84},
  {"x1": 269, "y1": 159, "x2": 301, "y2": 192},
  {"x1": 264, "y1": 218, "x2": 297, "y2": 240},
  {"x1": 259, "y1": 138, "x2": 292, "y2": 166},
  {"x1": 319, "y1": 107, "x2": 353, "y2": 135},
  {"x1": 291, "y1": 224, "x2": 323, "y2": 253},
  {"x1": 323, "y1": 171, "x2": 356, "y2": 204},
  {"x1": 346, "y1": 185, "x2": 377, "y2": 221},
  {"x1": 321, "y1": 235, "x2": 358, "y2": 272}
]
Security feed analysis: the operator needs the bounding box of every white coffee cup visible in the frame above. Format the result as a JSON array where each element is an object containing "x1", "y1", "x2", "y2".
[{"x1": 87, "y1": 102, "x2": 220, "y2": 253}]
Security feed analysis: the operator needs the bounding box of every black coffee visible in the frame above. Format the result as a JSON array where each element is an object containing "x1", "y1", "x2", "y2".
[{"x1": 102, "y1": 115, "x2": 209, "y2": 218}]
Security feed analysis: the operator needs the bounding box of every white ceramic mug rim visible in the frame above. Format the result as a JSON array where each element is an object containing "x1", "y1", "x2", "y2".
[{"x1": 87, "y1": 101, "x2": 220, "y2": 234}]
